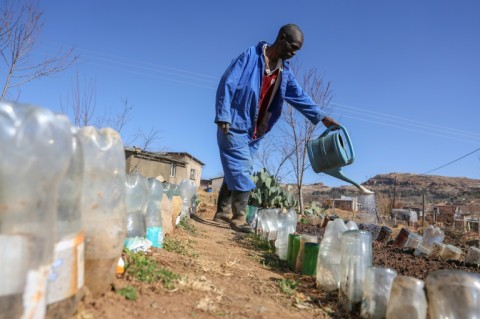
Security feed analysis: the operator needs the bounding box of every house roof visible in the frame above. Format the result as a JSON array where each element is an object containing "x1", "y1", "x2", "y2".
[
  {"x1": 125, "y1": 147, "x2": 186, "y2": 165},
  {"x1": 164, "y1": 152, "x2": 205, "y2": 166}
]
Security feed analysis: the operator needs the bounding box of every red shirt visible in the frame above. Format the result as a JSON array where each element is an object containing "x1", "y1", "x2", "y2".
[{"x1": 254, "y1": 68, "x2": 279, "y2": 139}]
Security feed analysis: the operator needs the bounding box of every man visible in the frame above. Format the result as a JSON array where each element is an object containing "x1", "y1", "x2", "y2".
[{"x1": 214, "y1": 24, "x2": 339, "y2": 233}]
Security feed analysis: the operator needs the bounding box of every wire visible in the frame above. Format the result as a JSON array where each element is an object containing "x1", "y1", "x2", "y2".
[{"x1": 419, "y1": 147, "x2": 480, "y2": 175}]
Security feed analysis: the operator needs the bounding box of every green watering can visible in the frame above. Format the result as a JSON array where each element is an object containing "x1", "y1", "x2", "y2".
[{"x1": 307, "y1": 125, "x2": 374, "y2": 194}]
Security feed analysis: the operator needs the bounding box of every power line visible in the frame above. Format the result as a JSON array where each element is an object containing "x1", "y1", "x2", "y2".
[{"x1": 419, "y1": 147, "x2": 480, "y2": 175}]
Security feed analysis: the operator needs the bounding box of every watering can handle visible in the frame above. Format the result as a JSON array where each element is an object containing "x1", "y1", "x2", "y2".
[{"x1": 318, "y1": 125, "x2": 355, "y2": 160}]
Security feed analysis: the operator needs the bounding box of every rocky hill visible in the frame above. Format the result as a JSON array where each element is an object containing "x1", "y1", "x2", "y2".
[{"x1": 300, "y1": 173, "x2": 480, "y2": 208}]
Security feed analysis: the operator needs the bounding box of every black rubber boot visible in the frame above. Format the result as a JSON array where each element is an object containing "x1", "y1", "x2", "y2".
[
  {"x1": 230, "y1": 190, "x2": 254, "y2": 233},
  {"x1": 213, "y1": 182, "x2": 232, "y2": 224}
]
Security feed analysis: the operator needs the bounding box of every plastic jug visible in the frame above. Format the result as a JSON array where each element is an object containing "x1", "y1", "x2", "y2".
[
  {"x1": 275, "y1": 210, "x2": 290, "y2": 260},
  {"x1": 386, "y1": 276, "x2": 427, "y2": 319},
  {"x1": 361, "y1": 267, "x2": 397, "y2": 319},
  {"x1": 78, "y1": 127, "x2": 127, "y2": 298},
  {"x1": 307, "y1": 125, "x2": 373, "y2": 194},
  {"x1": 46, "y1": 129, "x2": 85, "y2": 319},
  {"x1": 0, "y1": 102, "x2": 73, "y2": 319}
]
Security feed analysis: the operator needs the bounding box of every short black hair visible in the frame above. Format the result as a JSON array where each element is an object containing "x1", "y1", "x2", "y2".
[{"x1": 277, "y1": 24, "x2": 303, "y2": 42}]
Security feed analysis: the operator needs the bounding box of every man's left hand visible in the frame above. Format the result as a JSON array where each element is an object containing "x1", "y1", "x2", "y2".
[{"x1": 321, "y1": 116, "x2": 340, "y2": 128}]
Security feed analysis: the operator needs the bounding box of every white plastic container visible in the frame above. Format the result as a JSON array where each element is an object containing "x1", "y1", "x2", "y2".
[
  {"x1": 275, "y1": 210, "x2": 290, "y2": 260},
  {"x1": 465, "y1": 246, "x2": 480, "y2": 266},
  {"x1": 440, "y1": 244, "x2": 462, "y2": 261},
  {"x1": 46, "y1": 130, "x2": 85, "y2": 319},
  {"x1": 0, "y1": 102, "x2": 73, "y2": 319},
  {"x1": 78, "y1": 127, "x2": 127, "y2": 298}
]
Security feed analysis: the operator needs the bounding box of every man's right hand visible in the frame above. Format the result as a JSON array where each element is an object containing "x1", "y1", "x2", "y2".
[{"x1": 218, "y1": 122, "x2": 230, "y2": 134}]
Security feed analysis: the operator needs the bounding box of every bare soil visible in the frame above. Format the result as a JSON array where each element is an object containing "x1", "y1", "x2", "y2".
[{"x1": 72, "y1": 191, "x2": 480, "y2": 319}]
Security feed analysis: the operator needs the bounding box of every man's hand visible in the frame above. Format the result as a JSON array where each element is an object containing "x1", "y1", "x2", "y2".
[
  {"x1": 217, "y1": 121, "x2": 230, "y2": 134},
  {"x1": 321, "y1": 116, "x2": 340, "y2": 128}
]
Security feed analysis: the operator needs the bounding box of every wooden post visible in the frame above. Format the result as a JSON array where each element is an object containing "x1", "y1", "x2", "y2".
[{"x1": 392, "y1": 176, "x2": 397, "y2": 209}]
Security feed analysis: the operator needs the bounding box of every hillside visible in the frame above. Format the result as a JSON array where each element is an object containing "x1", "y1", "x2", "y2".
[{"x1": 300, "y1": 173, "x2": 480, "y2": 208}]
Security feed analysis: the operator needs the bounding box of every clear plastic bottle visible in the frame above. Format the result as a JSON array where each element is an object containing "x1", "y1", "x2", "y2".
[
  {"x1": 386, "y1": 276, "x2": 427, "y2": 319},
  {"x1": 361, "y1": 267, "x2": 397, "y2": 319},
  {"x1": 125, "y1": 173, "x2": 149, "y2": 244},
  {"x1": 316, "y1": 218, "x2": 348, "y2": 291},
  {"x1": 339, "y1": 230, "x2": 372, "y2": 315},
  {"x1": 465, "y1": 246, "x2": 480, "y2": 266},
  {"x1": 145, "y1": 178, "x2": 164, "y2": 248},
  {"x1": 265, "y1": 208, "x2": 279, "y2": 241},
  {"x1": 275, "y1": 210, "x2": 290, "y2": 260},
  {"x1": 0, "y1": 102, "x2": 73, "y2": 319},
  {"x1": 46, "y1": 129, "x2": 85, "y2": 319},
  {"x1": 178, "y1": 179, "x2": 197, "y2": 222},
  {"x1": 78, "y1": 127, "x2": 127, "y2": 298},
  {"x1": 426, "y1": 270, "x2": 480, "y2": 319}
]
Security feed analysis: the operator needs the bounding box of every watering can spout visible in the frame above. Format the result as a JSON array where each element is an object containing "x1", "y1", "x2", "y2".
[{"x1": 323, "y1": 168, "x2": 374, "y2": 195}]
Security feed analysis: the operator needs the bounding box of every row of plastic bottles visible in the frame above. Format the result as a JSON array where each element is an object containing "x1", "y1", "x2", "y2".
[
  {"x1": 312, "y1": 217, "x2": 480, "y2": 318},
  {"x1": 251, "y1": 208, "x2": 297, "y2": 260},
  {"x1": 124, "y1": 173, "x2": 197, "y2": 249},
  {"x1": 0, "y1": 102, "x2": 199, "y2": 319}
]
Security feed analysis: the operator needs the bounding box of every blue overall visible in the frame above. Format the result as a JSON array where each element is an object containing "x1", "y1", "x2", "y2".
[{"x1": 215, "y1": 41, "x2": 326, "y2": 191}]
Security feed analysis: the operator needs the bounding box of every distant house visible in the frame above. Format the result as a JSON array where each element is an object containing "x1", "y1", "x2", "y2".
[
  {"x1": 200, "y1": 176, "x2": 224, "y2": 192},
  {"x1": 164, "y1": 152, "x2": 205, "y2": 187},
  {"x1": 124, "y1": 147, "x2": 204, "y2": 187},
  {"x1": 326, "y1": 195, "x2": 359, "y2": 212}
]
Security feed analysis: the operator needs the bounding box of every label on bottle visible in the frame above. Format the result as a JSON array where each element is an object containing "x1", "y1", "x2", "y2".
[
  {"x1": 46, "y1": 232, "x2": 85, "y2": 304},
  {"x1": 146, "y1": 226, "x2": 163, "y2": 248},
  {"x1": 0, "y1": 235, "x2": 30, "y2": 296},
  {"x1": 22, "y1": 264, "x2": 50, "y2": 319}
]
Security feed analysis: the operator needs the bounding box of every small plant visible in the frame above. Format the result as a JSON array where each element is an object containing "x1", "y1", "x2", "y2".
[
  {"x1": 278, "y1": 278, "x2": 298, "y2": 296},
  {"x1": 163, "y1": 237, "x2": 198, "y2": 258},
  {"x1": 178, "y1": 218, "x2": 198, "y2": 236},
  {"x1": 123, "y1": 249, "x2": 180, "y2": 290},
  {"x1": 117, "y1": 285, "x2": 138, "y2": 301}
]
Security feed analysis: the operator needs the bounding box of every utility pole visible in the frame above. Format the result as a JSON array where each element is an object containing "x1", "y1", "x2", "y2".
[
  {"x1": 422, "y1": 191, "x2": 426, "y2": 227},
  {"x1": 392, "y1": 176, "x2": 397, "y2": 209}
]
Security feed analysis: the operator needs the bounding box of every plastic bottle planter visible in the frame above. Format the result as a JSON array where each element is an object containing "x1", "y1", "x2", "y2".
[
  {"x1": 440, "y1": 244, "x2": 462, "y2": 261},
  {"x1": 265, "y1": 208, "x2": 279, "y2": 241},
  {"x1": 414, "y1": 243, "x2": 431, "y2": 258},
  {"x1": 393, "y1": 228, "x2": 411, "y2": 248},
  {"x1": 295, "y1": 234, "x2": 318, "y2": 273},
  {"x1": 421, "y1": 225, "x2": 444, "y2": 251},
  {"x1": 246, "y1": 206, "x2": 258, "y2": 228},
  {"x1": 145, "y1": 178, "x2": 164, "y2": 248},
  {"x1": 125, "y1": 173, "x2": 149, "y2": 245},
  {"x1": 428, "y1": 242, "x2": 446, "y2": 260},
  {"x1": 316, "y1": 218, "x2": 348, "y2": 291},
  {"x1": 77, "y1": 127, "x2": 127, "y2": 298},
  {"x1": 345, "y1": 220, "x2": 359, "y2": 231},
  {"x1": 386, "y1": 276, "x2": 427, "y2": 319},
  {"x1": 361, "y1": 267, "x2": 397, "y2": 319},
  {"x1": 376, "y1": 226, "x2": 393, "y2": 244},
  {"x1": 47, "y1": 131, "x2": 85, "y2": 319},
  {"x1": 339, "y1": 230, "x2": 372, "y2": 316},
  {"x1": 0, "y1": 102, "x2": 73, "y2": 319},
  {"x1": 426, "y1": 270, "x2": 480, "y2": 319},
  {"x1": 301, "y1": 243, "x2": 320, "y2": 276},
  {"x1": 403, "y1": 233, "x2": 422, "y2": 251},
  {"x1": 289, "y1": 235, "x2": 302, "y2": 271},
  {"x1": 275, "y1": 211, "x2": 291, "y2": 260},
  {"x1": 465, "y1": 246, "x2": 480, "y2": 266}
]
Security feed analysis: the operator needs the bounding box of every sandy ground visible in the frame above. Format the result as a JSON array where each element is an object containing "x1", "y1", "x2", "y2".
[{"x1": 71, "y1": 191, "x2": 480, "y2": 319}]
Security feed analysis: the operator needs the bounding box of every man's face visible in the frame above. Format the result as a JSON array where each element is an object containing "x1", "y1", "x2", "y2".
[{"x1": 279, "y1": 33, "x2": 303, "y2": 60}]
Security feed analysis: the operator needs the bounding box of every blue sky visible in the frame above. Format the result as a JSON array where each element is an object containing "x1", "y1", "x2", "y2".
[{"x1": 15, "y1": 0, "x2": 480, "y2": 187}]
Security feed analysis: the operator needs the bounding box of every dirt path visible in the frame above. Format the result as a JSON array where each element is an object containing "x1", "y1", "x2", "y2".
[{"x1": 74, "y1": 192, "x2": 337, "y2": 319}]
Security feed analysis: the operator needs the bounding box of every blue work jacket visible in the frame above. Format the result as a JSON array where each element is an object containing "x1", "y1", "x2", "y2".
[{"x1": 215, "y1": 41, "x2": 326, "y2": 191}]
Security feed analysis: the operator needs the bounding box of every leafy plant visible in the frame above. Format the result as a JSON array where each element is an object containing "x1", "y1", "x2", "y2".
[
  {"x1": 249, "y1": 168, "x2": 298, "y2": 209},
  {"x1": 178, "y1": 218, "x2": 198, "y2": 236},
  {"x1": 163, "y1": 237, "x2": 198, "y2": 258},
  {"x1": 117, "y1": 286, "x2": 138, "y2": 300},
  {"x1": 123, "y1": 249, "x2": 180, "y2": 290},
  {"x1": 304, "y1": 201, "x2": 324, "y2": 216},
  {"x1": 278, "y1": 279, "x2": 298, "y2": 296}
]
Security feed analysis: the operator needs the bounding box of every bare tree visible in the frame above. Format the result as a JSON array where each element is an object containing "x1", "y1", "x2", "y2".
[
  {"x1": 61, "y1": 72, "x2": 163, "y2": 152},
  {"x1": 281, "y1": 62, "x2": 333, "y2": 213},
  {"x1": 0, "y1": 0, "x2": 76, "y2": 101}
]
